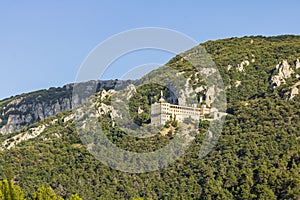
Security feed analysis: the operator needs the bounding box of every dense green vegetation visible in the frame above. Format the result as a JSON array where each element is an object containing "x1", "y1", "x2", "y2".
[{"x1": 0, "y1": 35, "x2": 300, "y2": 199}]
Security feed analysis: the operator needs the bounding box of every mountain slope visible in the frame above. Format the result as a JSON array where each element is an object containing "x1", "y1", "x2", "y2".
[{"x1": 0, "y1": 35, "x2": 300, "y2": 199}]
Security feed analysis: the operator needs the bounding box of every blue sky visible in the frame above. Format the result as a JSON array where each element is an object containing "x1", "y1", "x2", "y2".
[{"x1": 0, "y1": 0, "x2": 299, "y2": 99}]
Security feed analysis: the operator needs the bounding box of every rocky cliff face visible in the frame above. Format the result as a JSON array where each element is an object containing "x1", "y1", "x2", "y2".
[
  {"x1": 270, "y1": 59, "x2": 300, "y2": 100},
  {"x1": 0, "y1": 95, "x2": 72, "y2": 134},
  {"x1": 271, "y1": 60, "x2": 295, "y2": 88},
  {"x1": 0, "y1": 80, "x2": 133, "y2": 135}
]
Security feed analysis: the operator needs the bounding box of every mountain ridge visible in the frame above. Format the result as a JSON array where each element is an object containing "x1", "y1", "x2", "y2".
[{"x1": 0, "y1": 80, "x2": 134, "y2": 135}]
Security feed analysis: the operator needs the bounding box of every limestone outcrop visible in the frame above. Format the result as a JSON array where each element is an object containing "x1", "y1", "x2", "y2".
[{"x1": 271, "y1": 60, "x2": 294, "y2": 88}]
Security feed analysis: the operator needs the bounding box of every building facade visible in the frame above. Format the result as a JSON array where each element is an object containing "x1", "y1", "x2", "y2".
[{"x1": 150, "y1": 92, "x2": 213, "y2": 125}]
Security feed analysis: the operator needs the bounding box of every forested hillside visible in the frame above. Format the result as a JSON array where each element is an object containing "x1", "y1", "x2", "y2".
[{"x1": 0, "y1": 35, "x2": 300, "y2": 199}]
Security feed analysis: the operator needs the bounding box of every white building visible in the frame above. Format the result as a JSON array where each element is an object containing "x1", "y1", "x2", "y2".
[{"x1": 150, "y1": 91, "x2": 220, "y2": 125}]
